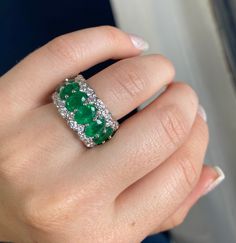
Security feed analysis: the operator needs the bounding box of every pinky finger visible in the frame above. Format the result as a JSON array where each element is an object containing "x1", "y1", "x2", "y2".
[{"x1": 152, "y1": 165, "x2": 225, "y2": 233}]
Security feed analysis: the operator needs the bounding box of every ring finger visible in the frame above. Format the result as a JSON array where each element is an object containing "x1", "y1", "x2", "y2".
[
  {"x1": 31, "y1": 52, "x2": 175, "y2": 154},
  {"x1": 0, "y1": 26, "x2": 145, "y2": 119}
]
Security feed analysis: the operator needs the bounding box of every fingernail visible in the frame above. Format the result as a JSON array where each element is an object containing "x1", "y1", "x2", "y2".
[
  {"x1": 197, "y1": 104, "x2": 207, "y2": 122},
  {"x1": 129, "y1": 34, "x2": 149, "y2": 51},
  {"x1": 203, "y1": 166, "x2": 225, "y2": 195}
]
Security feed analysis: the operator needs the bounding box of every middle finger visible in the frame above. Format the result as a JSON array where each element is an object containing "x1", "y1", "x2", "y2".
[{"x1": 86, "y1": 54, "x2": 175, "y2": 120}]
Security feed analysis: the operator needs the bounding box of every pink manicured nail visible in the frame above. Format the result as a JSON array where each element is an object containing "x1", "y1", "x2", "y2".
[
  {"x1": 203, "y1": 166, "x2": 225, "y2": 195},
  {"x1": 197, "y1": 104, "x2": 207, "y2": 122},
  {"x1": 129, "y1": 34, "x2": 149, "y2": 51}
]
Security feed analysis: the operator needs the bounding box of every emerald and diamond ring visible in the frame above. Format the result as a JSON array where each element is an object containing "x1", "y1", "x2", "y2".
[{"x1": 52, "y1": 74, "x2": 119, "y2": 148}]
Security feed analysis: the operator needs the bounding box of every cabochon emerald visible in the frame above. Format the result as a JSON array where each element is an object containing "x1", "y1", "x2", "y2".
[
  {"x1": 59, "y1": 83, "x2": 80, "y2": 100},
  {"x1": 65, "y1": 92, "x2": 88, "y2": 111},
  {"x1": 74, "y1": 105, "x2": 96, "y2": 124},
  {"x1": 93, "y1": 126, "x2": 114, "y2": 144},
  {"x1": 84, "y1": 118, "x2": 106, "y2": 137}
]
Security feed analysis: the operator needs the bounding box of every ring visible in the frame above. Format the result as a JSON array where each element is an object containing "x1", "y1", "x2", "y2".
[{"x1": 52, "y1": 74, "x2": 119, "y2": 148}]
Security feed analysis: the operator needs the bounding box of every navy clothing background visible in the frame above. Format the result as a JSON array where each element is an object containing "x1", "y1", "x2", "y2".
[
  {"x1": 0, "y1": 0, "x2": 116, "y2": 76},
  {"x1": 0, "y1": 1, "x2": 170, "y2": 242}
]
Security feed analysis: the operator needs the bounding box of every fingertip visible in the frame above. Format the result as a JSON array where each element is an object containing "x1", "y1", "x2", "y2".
[
  {"x1": 128, "y1": 34, "x2": 150, "y2": 51},
  {"x1": 197, "y1": 104, "x2": 207, "y2": 122},
  {"x1": 202, "y1": 165, "x2": 225, "y2": 196}
]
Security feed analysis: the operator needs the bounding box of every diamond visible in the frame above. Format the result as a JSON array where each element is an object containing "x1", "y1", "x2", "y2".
[
  {"x1": 58, "y1": 107, "x2": 67, "y2": 118},
  {"x1": 68, "y1": 120, "x2": 78, "y2": 130},
  {"x1": 76, "y1": 125, "x2": 84, "y2": 134}
]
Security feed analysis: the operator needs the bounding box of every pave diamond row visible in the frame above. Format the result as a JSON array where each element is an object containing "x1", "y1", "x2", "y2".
[{"x1": 52, "y1": 74, "x2": 119, "y2": 147}]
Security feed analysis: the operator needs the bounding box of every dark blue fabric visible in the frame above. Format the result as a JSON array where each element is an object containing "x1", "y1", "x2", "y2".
[
  {"x1": 142, "y1": 232, "x2": 171, "y2": 243},
  {"x1": 0, "y1": 0, "x2": 116, "y2": 76},
  {"x1": 0, "y1": 1, "x2": 170, "y2": 242}
]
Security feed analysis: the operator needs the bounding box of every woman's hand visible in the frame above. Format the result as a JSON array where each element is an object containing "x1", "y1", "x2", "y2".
[{"x1": 0, "y1": 26, "x2": 223, "y2": 243}]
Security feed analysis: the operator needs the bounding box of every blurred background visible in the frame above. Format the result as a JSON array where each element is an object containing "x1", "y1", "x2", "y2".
[
  {"x1": 111, "y1": 1, "x2": 236, "y2": 243},
  {"x1": 0, "y1": 0, "x2": 236, "y2": 243}
]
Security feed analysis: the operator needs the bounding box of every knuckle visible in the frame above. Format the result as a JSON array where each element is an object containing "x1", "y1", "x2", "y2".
[
  {"x1": 22, "y1": 195, "x2": 72, "y2": 232},
  {"x1": 22, "y1": 183, "x2": 101, "y2": 232},
  {"x1": 98, "y1": 25, "x2": 121, "y2": 45},
  {"x1": 175, "y1": 82, "x2": 199, "y2": 107},
  {"x1": 22, "y1": 200, "x2": 48, "y2": 230},
  {"x1": 47, "y1": 35, "x2": 80, "y2": 65},
  {"x1": 22, "y1": 208, "x2": 62, "y2": 233},
  {"x1": 153, "y1": 54, "x2": 176, "y2": 80},
  {"x1": 170, "y1": 213, "x2": 185, "y2": 228},
  {"x1": 158, "y1": 105, "x2": 189, "y2": 148},
  {"x1": 178, "y1": 156, "x2": 199, "y2": 191},
  {"x1": 110, "y1": 59, "x2": 147, "y2": 101},
  {"x1": 197, "y1": 118, "x2": 209, "y2": 145}
]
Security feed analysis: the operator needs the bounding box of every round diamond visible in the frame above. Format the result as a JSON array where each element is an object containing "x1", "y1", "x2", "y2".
[
  {"x1": 58, "y1": 108, "x2": 67, "y2": 118},
  {"x1": 68, "y1": 120, "x2": 78, "y2": 130}
]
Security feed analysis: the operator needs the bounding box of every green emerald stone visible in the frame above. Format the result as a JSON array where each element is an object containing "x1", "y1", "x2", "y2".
[
  {"x1": 74, "y1": 105, "x2": 97, "y2": 124},
  {"x1": 94, "y1": 126, "x2": 114, "y2": 144},
  {"x1": 84, "y1": 118, "x2": 106, "y2": 137},
  {"x1": 59, "y1": 82, "x2": 80, "y2": 100},
  {"x1": 65, "y1": 92, "x2": 88, "y2": 111}
]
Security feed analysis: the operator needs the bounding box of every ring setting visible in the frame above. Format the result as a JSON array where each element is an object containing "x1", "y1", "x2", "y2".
[{"x1": 52, "y1": 74, "x2": 119, "y2": 148}]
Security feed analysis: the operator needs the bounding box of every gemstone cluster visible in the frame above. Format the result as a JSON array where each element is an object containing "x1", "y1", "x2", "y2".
[{"x1": 52, "y1": 75, "x2": 119, "y2": 147}]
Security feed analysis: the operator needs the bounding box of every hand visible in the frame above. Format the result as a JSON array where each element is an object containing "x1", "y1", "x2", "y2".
[{"x1": 0, "y1": 26, "x2": 223, "y2": 243}]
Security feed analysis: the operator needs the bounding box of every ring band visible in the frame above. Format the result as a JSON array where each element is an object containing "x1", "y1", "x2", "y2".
[{"x1": 52, "y1": 74, "x2": 119, "y2": 148}]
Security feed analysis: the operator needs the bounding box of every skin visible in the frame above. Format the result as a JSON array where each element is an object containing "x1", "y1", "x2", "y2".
[{"x1": 0, "y1": 26, "x2": 218, "y2": 243}]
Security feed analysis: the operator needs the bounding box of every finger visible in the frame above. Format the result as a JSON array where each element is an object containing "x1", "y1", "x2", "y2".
[
  {"x1": 0, "y1": 26, "x2": 143, "y2": 117},
  {"x1": 86, "y1": 54, "x2": 175, "y2": 119},
  {"x1": 25, "y1": 53, "x2": 174, "y2": 155},
  {"x1": 84, "y1": 82, "x2": 198, "y2": 196},
  {"x1": 155, "y1": 165, "x2": 222, "y2": 233},
  {"x1": 114, "y1": 115, "x2": 208, "y2": 240}
]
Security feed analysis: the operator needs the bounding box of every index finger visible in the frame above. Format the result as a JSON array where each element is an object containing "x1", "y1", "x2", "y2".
[{"x1": 0, "y1": 26, "x2": 144, "y2": 117}]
